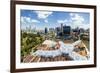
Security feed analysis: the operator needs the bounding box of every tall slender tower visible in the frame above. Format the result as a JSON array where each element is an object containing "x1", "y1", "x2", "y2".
[
  {"x1": 61, "y1": 23, "x2": 63, "y2": 34},
  {"x1": 45, "y1": 27, "x2": 48, "y2": 34}
]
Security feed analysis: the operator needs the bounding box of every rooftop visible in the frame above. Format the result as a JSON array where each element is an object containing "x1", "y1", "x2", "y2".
[{"x1": 23, "y1": 40, "x2": 89, "y2": 63}]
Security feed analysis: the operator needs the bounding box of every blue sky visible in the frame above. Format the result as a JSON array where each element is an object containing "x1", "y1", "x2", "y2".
[{"x1": 21, "y1": 10, "x2": 90, "y2": 30}]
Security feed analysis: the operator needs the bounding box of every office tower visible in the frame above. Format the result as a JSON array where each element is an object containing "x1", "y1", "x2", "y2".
[{"x1": 45, "y1": 27, "x2": 48, "y2": 34}]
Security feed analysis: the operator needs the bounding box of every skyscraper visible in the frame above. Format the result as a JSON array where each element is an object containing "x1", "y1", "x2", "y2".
[
  {"x1": 61, "y1": 23, "x2": 63, "y2": 34},
  {"x1": 45, "y1": 27, "x2": 48, "y2": 34},
  {"x1": 56, "y1": 27, "x2": 61, "y2": 36},
  {"x1": 63, "y1": 26, "x2": 71, "y2": 35}
]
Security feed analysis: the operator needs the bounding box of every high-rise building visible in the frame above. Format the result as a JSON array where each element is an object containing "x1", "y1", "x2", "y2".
[
  {"x1": 45, "y1": 27, "x2": 48, "y2": 34},
  {"x1": 55, "y1": 27, "x2": 61, "y2": 36},
  {"x1": 61, "y1": 23, "x2": 63, "y2": 34},
  {"x1": 63, "y1": 26, "x2": 71, "y2": 35},
  {"x1": 49, "y1": 28, "x2": 55, "y2": 32},
  {"x1": 56, "y1": 25, "x2": 71, "y2": 36},
  {"x1": 56, "y1": 27, "x2": 61, "y2": 32}
]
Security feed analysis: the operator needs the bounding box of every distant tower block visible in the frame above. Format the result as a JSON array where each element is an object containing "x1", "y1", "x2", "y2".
[
  {"x1": 45, "y1": 27, "x2": 48, "y2": 34},
  {"x1": 61, "y1": 23, "x2": 63, "y2": 34}
]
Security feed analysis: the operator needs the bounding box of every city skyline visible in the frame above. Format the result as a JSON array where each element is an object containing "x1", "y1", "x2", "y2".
[{"x1": 21, "y1": 10, "x2": 90, "y2": 30}]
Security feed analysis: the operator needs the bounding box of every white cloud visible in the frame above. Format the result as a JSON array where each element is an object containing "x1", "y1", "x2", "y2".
[
  {"x1": 79, "y1": 24, "x2": 89, "y2": 30},
  {"x1": 21, "y1": 16, "x2": 39, "y2": 29},
  {"x1": 57, "y1": 19, "x2": 68, "y2": 24},
  {"x1": 69, "y1": 13, "x2": 88, "y2": 29},
  {"x1": 71, "y1": 14, "x2": 84, "y2": 22},
  {"x1": 31, "y1": 19, "x2": 39, "y2": 23},
  {"x1": 35, "y1": 11, "x2": 53, "y2": 19},
  {"x1": 70, "y1": 13, "x2": 74, "y2": 16},
  {"x1": 44, "y1": 19, "x2": 48, "y2": 23},
  {"x1": 57, "y1": 13, "x2": 89, "y2": 29},
  {"x1": 21, "y1": 16, "x2": 39, "y2": 24}
]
